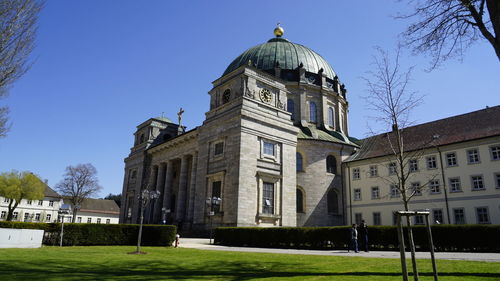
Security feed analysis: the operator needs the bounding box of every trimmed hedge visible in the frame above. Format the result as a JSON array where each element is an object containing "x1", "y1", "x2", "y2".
[
  {"x1": 214, "y1": 225, "x2": 500, "y2": 252},
  {"x1": 0, "y1": 221, "x2": 176, "y2": 246}
]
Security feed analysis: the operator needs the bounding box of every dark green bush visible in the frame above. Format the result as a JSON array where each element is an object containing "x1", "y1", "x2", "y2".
[
  {"x1": 0, "y1": 221, "x2": 176, "y2": 246},
  {"x1": 215, "y1": 225, "x2": 500, "y2": 252}
]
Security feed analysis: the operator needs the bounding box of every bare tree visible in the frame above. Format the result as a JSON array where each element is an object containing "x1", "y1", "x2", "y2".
[
  {"x1": 399, "y1": 0, "x2": 500, "y2": 69},
  {"x1": 362, "y1": 46, "x2": 441, "y2": 280},
  {"x1": 0, "y1": 170, "x2": 45, "y2": 221},
  {"x1": 56, "y1": 163, "x2": 102, "y2": 222},
  {"x1": 0, "y1": 0, "x2": 43, "y2": 137}
]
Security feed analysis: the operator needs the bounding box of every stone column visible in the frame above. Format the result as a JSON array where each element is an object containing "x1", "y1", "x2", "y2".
[
  {"x1": 153, "y1": 163, "x2": 166, "y2": 221},
  {"x1": 299, "y1": 89, "x2": 307, "y2": 122},
  {"x1": 175, "y1": 155, "x2": 190, "y2": 222},
  {"x1": 146, "y1": 165, "x2": 159, "y2": 223},
  {"x1": 162, "y1": 160, "x2": 174, "y2": 215},
  {"x1": 186, "y1": 152, "x2": 198, "y2": 223}
]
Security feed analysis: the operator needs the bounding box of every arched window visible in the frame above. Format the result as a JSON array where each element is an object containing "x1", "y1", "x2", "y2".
[
  {"x1": 296, "y1": 188, "x2": 304, "y2": 213},
  {"x1": 326, "y1": 155, "x2": 337, "y2": 174},
  {"x1": 287, "y1": 99, "x2": 295, "y2": 120},
  {"x1": 328, "y1": 107, "x2": 335, "y2": 128},
  {"x1": 296, "y1": 152, "x2": 303, "y2": 172},
  {"x1": 309, "y1": 101, "x2": 317, "y2": 122},
  {"x1": 327, "y1": 189, "x2": 338, "y2": 213}
]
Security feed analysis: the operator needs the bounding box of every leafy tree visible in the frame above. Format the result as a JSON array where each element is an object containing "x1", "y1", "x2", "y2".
[
  {"x1": 104, "y1": 193, "x2": 121, "y2": 207},
  {"x1": 399, "y1": 0, "x2": 500, "y2": 69},
  {"x1": 56, "y1": 163, "x2": 102, "y2": 222},
  {"x1": 0, "y1": 170, "x2": 45, "y2": 221},
  {"x1": 0, "y1": 0, "x2": 44, "y2": 137}
]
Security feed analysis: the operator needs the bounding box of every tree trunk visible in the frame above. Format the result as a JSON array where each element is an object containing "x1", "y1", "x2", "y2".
[
  {"x1": 486, "y1": 0, "x2": 500, "y2": 61},
  {"x1": 6, "y1": 200, "x2": 19, "y2": 221},
  {"x1": 72, "y1": 208, "x2": 78, "y2": 223},
  {"x1": 404, "y1": 201, "x2": 419, "y2": 281}
]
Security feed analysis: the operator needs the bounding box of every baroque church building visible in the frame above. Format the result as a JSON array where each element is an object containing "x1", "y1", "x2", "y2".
[{"x1": 120, "y1": 26, "x2": 359, "y2": 231}]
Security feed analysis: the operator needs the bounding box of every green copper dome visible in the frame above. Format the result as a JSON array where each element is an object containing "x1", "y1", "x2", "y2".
[{"x1": 223, "y1": 37, "x2": 336, "y2": 81}]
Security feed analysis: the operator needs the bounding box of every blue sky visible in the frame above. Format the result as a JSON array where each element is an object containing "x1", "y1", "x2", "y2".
[{"x1": 1, "y1": 1, "x2": 498, "y2": 197}]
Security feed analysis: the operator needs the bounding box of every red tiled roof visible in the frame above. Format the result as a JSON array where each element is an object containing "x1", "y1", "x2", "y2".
[{"x1": 348, "y1": 105, "x2": 500, "y2": 161}]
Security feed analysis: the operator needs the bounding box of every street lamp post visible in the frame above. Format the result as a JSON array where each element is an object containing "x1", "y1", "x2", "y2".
[
  {"x1": 161, "y1": 207, "x2": 171, "y2": 224},
  {"x1": 130, "y1": 188, "x2": 160, "y2": 254},
  {"x1": 206, "y1": 196, "x2": 221, "y2": 245},
  {"x1": 58, "y1": 204, "x2": 71, "y2": 247}
]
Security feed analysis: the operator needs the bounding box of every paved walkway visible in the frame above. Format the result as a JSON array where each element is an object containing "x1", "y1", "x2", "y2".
[{"x1": 180, "y1": 238, "x2": 500, "y2": 262}]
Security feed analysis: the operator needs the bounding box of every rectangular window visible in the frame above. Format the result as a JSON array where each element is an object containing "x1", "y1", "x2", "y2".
[
  {"x1": 449, "y1": 177, "x2": 462, "y2": 192},
  {"x1": 429, "y1": 180, "x2": 440, "y2": 194},
  {"x1": 467, "y1": 149, "x2": 480, "y2": 164},
  {"x1": 214, "y1": 142, "x2": 224, "y2": 156},
  {"x1": 0, "y1": 211, "x2": 6, "y2": 219},
  {"x1": 426, "y1": 156, "x2": 437, "y2": 169},
  {"x1": 433, "y1": 209, "x2": 443, "y2": 224},
  {"x1": 97, "y1": 218, "x2": 101, "y2": 224},
  {"x1": 263, "y1": 141, "x2": 275, "y2": 156},
  {"x1": 355, "y1": 213, "x2": 362, "y2": 225},
  {"x1": 490, "y1": 146, "x2": 500, "y2": 160},
  {"x1": 476, "y1": 207, "x2": 490, "y2": 224},
  {"x1": 373, "y1": 212, "x2": 381, "y2": 225},
  {"x1": 414, "y1": 215, "x2": 424, "y2": 225},
  {"x1": 27, "y1": 200, "x2": 32, "y2": 205},
  {"x1": 77, "y1": 217, "x2": 82, "y2": 223},
  {"x1": 38, "y1": 200, "x2": 43, "y2": 206},
  {"x1": 409, "y1": 159, "x2": 418, "y2": 172},
  {"x1": 411, "y1": 182, "x2": 422, "y2": 196},
  {"x1": 211, "y1": 181, "x2": 222, "y2": 213},
  {"x1": 46, "y1": 214, "x2": 51, "y2": 222},
  {"x1": 390, "y1": 185, "x2": 400, "y2": 198},
  {"x1": 24, "y1": 213, "x2": 30, "y2": 222},
  {"x1": 369, "y1": 165, "x2": 378, "y2": 177},
  {"x1": 35, "y1": 213, "x2": 41, "y2": 221},
  {"x1": 262, "y1": 182, "x2": 274, "y2": 214},
  {"x1": 13, "y1": 212, "x2": 18, "y2": 220},
  {"x1": 49, "y1": 200, "x2": 54, "y2": 207},
  {"x1": 453, "y1": 208, "x2": 465, "y2": 224},
  {"x1": 496, "y1": 173, "x2": 500, "y2": 189},
  {"x1": 471, "y1": 175, "x2": 485, "y2": 190},
  {"x1": 446, "y1": 152, "x2": 457, "y2": 167},
  {"x1": 371, "y1": 187, "x2": 379, "y2": 199},
  {"x1": 353, "y1": 168, "x2": 360, "y2": 180},
  {"x1": 354, "y1": 188, "x2": 361, "y2": 201},
  {"x1": 388, "y1": 162, "x2": 396, "y2": 175},
  {"x1": 393, "y1": 212, "x2": 398, "y2": 226},
  {"x1": 3, "y1": 197, "x2": 9, "y2": 203},
  {"x1": 87, "y1": 218, "x2": 92, "y2": 223},
  {"x1": 106, "y1": 219, "x2": 110, "y2": 224}
]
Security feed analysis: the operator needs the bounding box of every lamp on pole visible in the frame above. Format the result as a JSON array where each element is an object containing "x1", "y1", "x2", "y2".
[
  {"x1": 161, "y1": 207, "x2": 171, "y2": 224},
  {"x1": 58, "y1": 204, "x2": 71, "y2": 247},
  {"x1": 130, "y1": 188, "x2": 160, "y2": 254},
  {"x1": 206, "y1": 196, "x2": 221, "y2": 245}
]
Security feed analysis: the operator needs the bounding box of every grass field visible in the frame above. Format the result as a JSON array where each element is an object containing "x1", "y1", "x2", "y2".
[{"x1": 0, "y1": 246, "x2": 499, "y2": 280}]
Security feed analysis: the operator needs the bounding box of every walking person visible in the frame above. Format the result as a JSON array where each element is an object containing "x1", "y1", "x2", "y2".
[
  {"x1": 359, "y1": 220, "x2": 369, "y2": 252},
  {"x1": 350, "y1": 224, "x2": 359, "y2": 253}
]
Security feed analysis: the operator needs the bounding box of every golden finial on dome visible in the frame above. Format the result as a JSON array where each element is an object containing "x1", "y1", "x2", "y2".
[{"x1": 274, "y1": 22, "x2": 284, "y2": 37}]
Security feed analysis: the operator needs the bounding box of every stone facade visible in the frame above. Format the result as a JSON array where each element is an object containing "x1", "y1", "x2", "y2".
[{"x1": 120, "y1": 31, "x2": 358, "y2": 231}]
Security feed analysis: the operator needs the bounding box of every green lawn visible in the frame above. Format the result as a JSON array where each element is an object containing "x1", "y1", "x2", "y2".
[{"x1": 0, "y1": 246, "x2": 498, "y2": 280}]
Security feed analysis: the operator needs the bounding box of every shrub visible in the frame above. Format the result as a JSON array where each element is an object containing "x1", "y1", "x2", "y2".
[
  {"x1": 0, "y1": 221, "x2": 176, "y2": 246},
  {"x1": 215, "y1": 225, "x2": 500, "y2": 252}
]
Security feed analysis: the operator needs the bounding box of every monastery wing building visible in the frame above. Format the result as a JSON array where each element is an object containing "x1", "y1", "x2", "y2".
[{"x1": 120, "y1": 26, "x2": 359, "y2": 231}]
